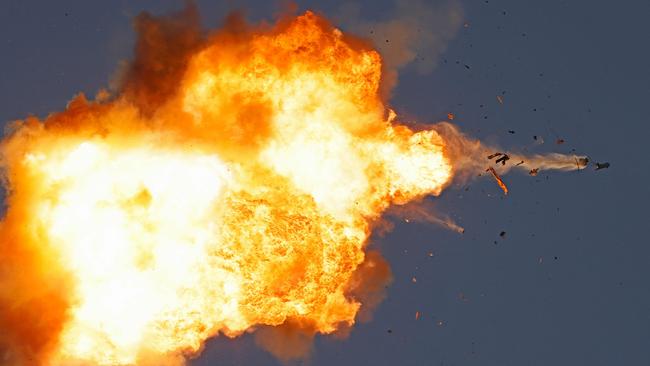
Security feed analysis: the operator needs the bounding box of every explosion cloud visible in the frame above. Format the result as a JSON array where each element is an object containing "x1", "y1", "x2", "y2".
[{"x1": 0, "y1": 5, "x2": 586, "y2": 366}]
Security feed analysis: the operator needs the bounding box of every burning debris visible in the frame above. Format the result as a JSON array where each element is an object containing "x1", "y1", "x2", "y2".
[
  {"x1": 576, "y1": 157, "x2": 590, "y2": 169},
  {"x1": 486, "y1": 167, "x2": 509, "y2": 195}
]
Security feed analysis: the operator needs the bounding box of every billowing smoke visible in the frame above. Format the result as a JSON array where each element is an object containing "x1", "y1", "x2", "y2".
[{"x1": 337, "y1": 0, "x2": 464, "y2": 93}]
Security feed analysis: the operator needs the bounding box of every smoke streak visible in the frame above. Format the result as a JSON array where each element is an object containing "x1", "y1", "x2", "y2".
[
  {"x1": 431, "y1": 122, "x2": 587, "y2": 181},
  {"x1": 387, "y1": 201, "x2": 465, "y2": 233}
]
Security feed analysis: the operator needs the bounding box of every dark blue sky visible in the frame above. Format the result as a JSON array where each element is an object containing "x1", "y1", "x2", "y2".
[{"x1": 1, "y1": 1, "x2": 648, "y2": 365}]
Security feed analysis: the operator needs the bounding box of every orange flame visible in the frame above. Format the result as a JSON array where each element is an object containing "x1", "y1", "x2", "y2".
[
  {"x1": 0, "y1": 10, "x2": 452, "y2": 366},
  {"x1": 486, "y1": 167, "x2": 508, "y2": 195}
]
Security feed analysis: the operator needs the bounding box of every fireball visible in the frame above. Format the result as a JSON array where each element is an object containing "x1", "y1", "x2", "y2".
[
  {"x1": 0, "y1": 11, "x2": 455, "y2": 366},
  {"x1": 0, "y1": 5, "x2": 588, "y2": 365}
]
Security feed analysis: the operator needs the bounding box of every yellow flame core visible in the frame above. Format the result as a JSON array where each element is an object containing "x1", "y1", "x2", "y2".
[{"x1": 2, "y1": 12, "x2": 452, "y2": 365}]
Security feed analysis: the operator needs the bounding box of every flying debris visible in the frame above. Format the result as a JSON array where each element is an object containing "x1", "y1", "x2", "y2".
[
  {"x1": 595, "y1": 162, "x2": 610, "y2": 170},
  {"x1": 486, "y1": 167, "x2": 508, "y2": 195},
  {"x1": 529, "y1": 168, "x2": 539, "y2": 176},
  {"x1": 495, "y1": 154, "x2": 510, "y2": 166},
  {"x1": 515, "y1": 161, "x2": 524, "y2": 166},
  {"x1": 487, "y1": 152, "x2": 510, "y2": 166}
]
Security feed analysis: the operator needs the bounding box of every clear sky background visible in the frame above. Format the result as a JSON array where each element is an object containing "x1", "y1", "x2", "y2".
[{"x1": 1, "y1": 1, "x2": 649, "y2": 365}]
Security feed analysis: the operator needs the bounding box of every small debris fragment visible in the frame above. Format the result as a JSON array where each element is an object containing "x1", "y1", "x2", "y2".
[
  {"x1": 415, "y1": 311, "x2": 420, "y2": 320},
  {"x1": 447, "y1": 112, "x2": 455, "y2": 120},
  {"x1": 486, "y1": 167, "x2": 508, "y2": 195},
  {"x1": 508, "y1": 130, "x2": 515, "y2": 134},
  {"x1": 495, "y1": 154, "x2": 510, "y2": 166},
  {"x1": 411, "y1": 276, "x2": 417, "y2": 283},
  {"x1": 556, "y1": 139, "x2": 565, "y2": 144},
  {"x1": 515, "y1": 161, "x2": 524, "y2": 166},
  {"x1": 529, "y1": 168, "x2": 539, "y2": 176},
  {"x1": 487, "y1": 152, "x2": 503, "y2": 159},
  {"x1": 387, "y1": 329, "x2": 393, "y2": 334},
  {"x1": 595, "y1": 162, "x2": 610, "y2": 170},
  {"x1": 496, "y1": 95, "x2": 504, "y2": 104},
  {"x1": 538, "y1": 257, "x2": 543, "y2": 264},
  {"x1": 464, "y1": 64, "x2": 471, "y2": 69},
  {"x1": 499, "y1": 231, "x2": 506, "y2": 237}
]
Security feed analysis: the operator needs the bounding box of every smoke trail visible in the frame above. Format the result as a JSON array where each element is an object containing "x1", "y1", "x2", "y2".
[
  {"x1": 387, "y1": 201, "x2": 465, "y2": 233},
  {"x1": 431, "y1": 122, "x2": 588, "y2": 183}
]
